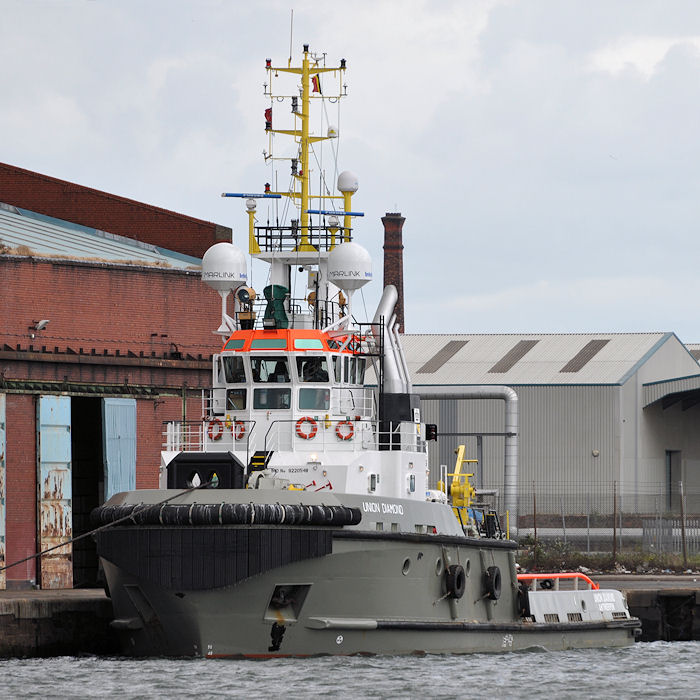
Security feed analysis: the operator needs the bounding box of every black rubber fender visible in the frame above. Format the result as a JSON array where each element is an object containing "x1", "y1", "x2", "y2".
[
  {"x1": 483, "y1": 565, "x2": 502, "y2": 600},
  {"x1": 445, "y1": 564, "x2": 466, "y2": 599},
  {"x1": 91, "y1": 502, "x2": 361, "y2": 527}
]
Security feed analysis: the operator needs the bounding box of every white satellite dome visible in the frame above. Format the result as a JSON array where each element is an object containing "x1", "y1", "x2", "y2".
[
  {"x1": 327, "y1": 241, "x2": 372, "y2": 291},
  {"x1": 337, "y1": 170, "x2": 359, "y2": 193},
  {"x1": 201, "y1": 242, "x2": 247, "y2": 292}
]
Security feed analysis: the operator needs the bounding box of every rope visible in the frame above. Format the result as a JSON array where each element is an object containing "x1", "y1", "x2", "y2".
[{"x1": 0, "y1": 479, "x2": 216, "y2": 574}]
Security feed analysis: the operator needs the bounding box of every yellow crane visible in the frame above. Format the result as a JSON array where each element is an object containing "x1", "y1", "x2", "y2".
[{"x1": 438, "y1": 444, "x2": 478, "y2": 529}]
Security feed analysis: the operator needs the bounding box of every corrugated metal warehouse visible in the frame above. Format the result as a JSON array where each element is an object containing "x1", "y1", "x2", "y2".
[{"x1": 404, "y1": 332, "x2": 700, "y2": 522}]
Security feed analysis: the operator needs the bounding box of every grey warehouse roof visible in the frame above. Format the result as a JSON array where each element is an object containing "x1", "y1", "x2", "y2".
[
  {"x1": 0, "y1": 204, "x2": 201, "y2": 270},
  {"x1": 685, "y1": 343, "x2": 700, "y2": 361},
  {"x1": 402, "y1": 332, "x2": 677, "y2": 385}
]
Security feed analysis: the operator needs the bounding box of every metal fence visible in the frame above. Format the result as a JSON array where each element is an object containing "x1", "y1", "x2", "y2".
[{"x1": 508, "y1": 480, "x2": 700, "y2": 557}]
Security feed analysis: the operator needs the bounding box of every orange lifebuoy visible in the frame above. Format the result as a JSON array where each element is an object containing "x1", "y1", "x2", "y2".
[
  {"x1": 296, "y1": 417, "x2": 318, "y2": 440},
  {"x1": 234, "y1": 420, "x2": 246, "y2": 441},
  {"x1": 335, "y1": 420, "x2": 354, "y2": 441},
  {"x1": 207, "y1": 419, "x2": 224, "y2": 441}
]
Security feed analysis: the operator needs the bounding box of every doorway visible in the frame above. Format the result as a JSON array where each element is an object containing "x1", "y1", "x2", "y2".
[
  {"x1": 666, "y1": 450, "x2": 682, "y2": 512},
  {"x1": 71, "y1": 397, "x2": 104, "y2": 587}
]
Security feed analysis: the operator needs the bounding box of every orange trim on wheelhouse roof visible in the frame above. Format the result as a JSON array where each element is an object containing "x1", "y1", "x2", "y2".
[{"x1": 221, "y1": 328, "x2": 362, "y2": 353}]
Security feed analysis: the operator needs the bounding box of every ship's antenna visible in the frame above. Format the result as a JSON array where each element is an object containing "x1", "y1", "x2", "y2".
[{"x1": 288, "y1": 9, "x2": 294, "y2": 67}]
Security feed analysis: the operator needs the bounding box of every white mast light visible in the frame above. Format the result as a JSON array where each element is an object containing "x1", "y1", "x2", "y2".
[{"x1": 337, "y1": 170, "x2": 359, "y2": 193}]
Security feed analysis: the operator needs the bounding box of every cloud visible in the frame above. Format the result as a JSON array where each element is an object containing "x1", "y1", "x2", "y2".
[
  {"x1": 4, "y1": 0, "x2": 700, "y2": 342},
  {"x1": 588, "y1": 36, "x2": 700, "y2": 78}
]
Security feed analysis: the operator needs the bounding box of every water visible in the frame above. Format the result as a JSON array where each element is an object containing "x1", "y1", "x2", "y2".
[{"x1": 1, "y1": 643, "x2": 698, "y2": 699}]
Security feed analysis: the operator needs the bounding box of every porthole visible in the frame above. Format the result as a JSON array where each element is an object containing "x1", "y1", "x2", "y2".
[
  {"x1": 581, "y1": 599, "x2": 587, "y2": 611},
  {"x1": 465, "y1": 559, "x2": 471, "y2": 576},
  {"x1": 402, "y1": 558, "x2": 411, "y2": 576},
  {"x1": 435, "y1": 558, "x2": 444, "y2": 576}
]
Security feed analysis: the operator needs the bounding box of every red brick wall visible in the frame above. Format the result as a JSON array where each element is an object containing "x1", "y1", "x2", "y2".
[
  {"x1": 0, "y1": 162, "x2": 230, "y2": 258},
  {"x1": 5, "y1": 394, "x2": 37, "y2": 586},
  {"x1": 2, "y1": 258, "x2": 223, "y2": 358},
  {"x1": 1, "y1": 257, "x2": 231, "y2": 585}
]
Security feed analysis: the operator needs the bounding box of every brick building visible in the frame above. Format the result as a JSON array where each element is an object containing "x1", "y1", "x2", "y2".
[
  {"x1": 0, "y1": 165, "x2": 232, "y2": 590},
  {"x1": 0, "y1": 161, "x2": 230, "y2": 258}
]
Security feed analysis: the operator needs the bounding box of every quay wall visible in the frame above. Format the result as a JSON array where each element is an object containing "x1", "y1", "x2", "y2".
[{"x1": 0, "y1": 591, "x2": 117, "y2": 657}]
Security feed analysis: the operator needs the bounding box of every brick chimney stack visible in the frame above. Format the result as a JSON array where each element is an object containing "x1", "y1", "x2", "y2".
[{"x1": 382, "y1": 212, "x2": 406, "y2": 333}]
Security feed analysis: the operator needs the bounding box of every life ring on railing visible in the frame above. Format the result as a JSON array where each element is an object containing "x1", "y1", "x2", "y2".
[
  {"x1": 234, "y1": 420, "x2": 246, "y2": 441},
  {"x1": 335, "y1": 420, "x2": 355, "y2": 441},
  {"x1": 445, "y1": 564, "x2": 466, "y2": 599},
  {"x1": 207, "y1": 419, "x2": 224, "y2": 441},
  {"x1": 483, "y1": 565, "x2": 502, "y2": 600},
  {"x1": 296, "y1": 417, "x2": 318, "y2": 440}
]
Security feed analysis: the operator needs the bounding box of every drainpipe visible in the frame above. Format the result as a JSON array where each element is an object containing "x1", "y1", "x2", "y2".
[{"x1": 417, "y1": 386, "x2": 519, "y2": 535}]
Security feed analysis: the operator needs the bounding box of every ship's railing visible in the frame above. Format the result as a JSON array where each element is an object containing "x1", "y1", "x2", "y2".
[
  {"x1": 234, "y1": 295, "x2": 347, "y2": 330},
  {"x1": 330, "y1": 387, "x2": 375, "y2": 419},
  {"x1": 163, "y1": 418, "x2": 426, "y2": 456},
  {"x1": 255, "y1": 222, "x2": 351, "y2": 253},
  {"x1": 517, "y1": 573, "x2": 600, "y2": 591},
  {"x1": 263, "y1": 419, "x2": 427, "y2": 454},
  {"x1": 163, "y1": 419, "x2": 257, "y2": 463}
]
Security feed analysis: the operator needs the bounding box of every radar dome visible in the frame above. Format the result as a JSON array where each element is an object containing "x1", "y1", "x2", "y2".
[
  {"x1": 201, "y1": 242, "x2": 247, "y2": 292},
  {"x1": 328, "y1": 242, "x2": 372, "y2": 291},
  {"x1": 337, "y1": 170, "x2": 359, "y2": 193}
]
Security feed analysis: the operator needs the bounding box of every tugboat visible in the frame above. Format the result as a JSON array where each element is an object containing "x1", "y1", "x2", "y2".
[{"x1": 93, "y1": 45, "x2": 640, "y2": 657}]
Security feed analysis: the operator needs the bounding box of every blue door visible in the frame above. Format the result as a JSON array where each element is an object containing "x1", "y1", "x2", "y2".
[
  {"x1": 102, "y1": 398, "x2": 137, "y2": 500},
  {"x1": 0, "y1": 394, "x2": 6, "y2": 590},
  {"x1": 37, "y1": 395, "x2": 73, "y2": 589}
]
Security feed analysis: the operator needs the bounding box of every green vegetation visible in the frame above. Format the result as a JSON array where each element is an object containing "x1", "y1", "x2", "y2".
[{"x1": 517, "y1": 535, "x2": 700, "y2": 573}]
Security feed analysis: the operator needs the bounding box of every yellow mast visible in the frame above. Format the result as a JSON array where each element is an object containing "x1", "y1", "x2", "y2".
[
  {"x1": 266, "y1": 45, "x2": 346, "y2": 252},
  {"x1": 299, "y1": 47, "x2": 312, "y2": 250}
]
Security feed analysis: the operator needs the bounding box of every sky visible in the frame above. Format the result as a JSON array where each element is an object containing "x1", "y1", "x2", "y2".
[{"x1": 4, "y1": 0, "x2": 700, "y2": 340}]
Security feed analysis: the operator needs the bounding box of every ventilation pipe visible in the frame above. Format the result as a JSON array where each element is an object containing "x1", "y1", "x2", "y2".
[
  {"x1": 392, "y1": 323, "x2": 412, "y2": 392},
  {"x1": 417, "y1": 386, "x2": 519, "y2": 535},
  {"x1": 371, "y1": 285, "x2": 406, "y2": 393}
]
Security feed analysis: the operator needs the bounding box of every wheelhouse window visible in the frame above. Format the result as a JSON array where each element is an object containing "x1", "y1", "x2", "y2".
[
  {"x1": 253, "y1": 388, "x2": 291, "y2": 409},
  {"x1": 299, "y1": 388, "x2": 330, "y2": 410},
  {"x1": 296, "y1": 356, "x2": 329, "y2": 382},
  {"x1": 333, "y1": 356, "x2": 342, "y2": 382},
  {"x1": 221, "y1": 355, "x2": 246, "y2": 383},
  {"x1": 251, "y1": 356, "x2": 290, "y2": 383},
  {"x1": 226, "y1": 388, "x2": 247, "y2": 410},
  {"x1": 340, "y1": 356, "x2": 366, "y2": 384}
]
